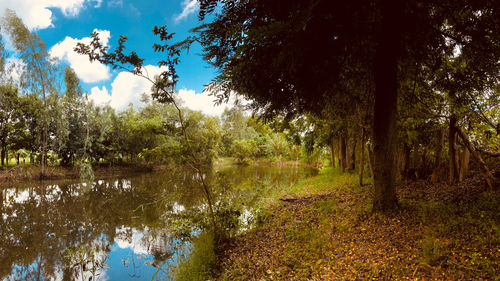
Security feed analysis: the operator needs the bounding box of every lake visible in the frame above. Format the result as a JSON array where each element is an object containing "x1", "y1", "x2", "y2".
[{"x1": 0, "y1": 164, "x2": 317, "y2": 281}]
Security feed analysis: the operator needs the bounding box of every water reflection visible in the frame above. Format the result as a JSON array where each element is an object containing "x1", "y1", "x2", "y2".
[{"x1": 0, "y1": 165, "x2": 316, "y2": 280}]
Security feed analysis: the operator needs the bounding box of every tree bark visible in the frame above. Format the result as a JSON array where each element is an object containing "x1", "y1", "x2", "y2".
[
  {"x1": 402, "y1": 143, "x2": 411, "y2": 177},
  {"x1": 359, "y1": 127, "x2": 365, "y2": 186},
  {"x1": 459, "y1": 147, "x2": 470, "y2": 182},
  {"x1": 350, "y1": 137, "x2": 356, "y2": 171},
  {"x1": 457, "y1": 128, "x2": 494, "y2": 190},
  {"x1": 337, "y1": 137, "x2": 342, "y2": 167},
  {"x1": 431, "y1": 128, "x2": 446, "y2": 182},
  {"x1": 329, "y1": 137, "x2": 336, "y2": 168},
  {"x1": 372, "y1": 0, "x2": 401, "y2": 211},
  {"x1": 0, "y1": 143, "x2": 4, "y2": 166},
  {"x1": 420, "y1": 147, "x2": 428, "y2": 176},
  {"x1": 339, "y1": 132, "x2": 347, "y2": 172},
  {"x1": 448, "y1": 116, "x2": 460, "y2": 184},
  {"x1": 367, "y1": 142, "x2": 375, "y2": 181}
]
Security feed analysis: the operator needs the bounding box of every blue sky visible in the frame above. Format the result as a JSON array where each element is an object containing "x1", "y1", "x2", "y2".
[{"x1": 1, "y1": 0, "x2": 232, "y2": 115}]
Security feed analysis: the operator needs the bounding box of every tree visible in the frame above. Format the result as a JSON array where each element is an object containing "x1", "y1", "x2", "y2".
[
  {"x1": 56, "y1": 66, "x2": 86, "y2": 166},
  {"x1": 0, "y1": 84, "x2": 19, "y2": 165},
  {"x1": 75, "y1": 27, "x2": 219, "y2": 229},
  {"x1": 195, "y1": 0, "x2": 500, "y2": 210},
  {"x1": 2, "y1": 9, "x2": 59, "y2": 175}
]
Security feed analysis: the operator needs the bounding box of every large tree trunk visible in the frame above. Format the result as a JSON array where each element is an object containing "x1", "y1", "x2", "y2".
[
  {"x1": 372, "y1": 0, "x2": 401, "y2": 211},
  {"x1": 359, "y1": 127, "x2": 365, "y2": 186},
  {"x1": 448, "y1": 116, "x2": 460, "y2": 184}
]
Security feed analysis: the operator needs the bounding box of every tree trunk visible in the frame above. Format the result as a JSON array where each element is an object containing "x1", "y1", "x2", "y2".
[
  {"x1": 350, "y1": 137, "x2": 356, "y2": 171},
  {"x1": 359, "y1": 127, "x2": 365, "y2": 186},
  {"x1": 457, "y1": 128, "x2": 494, "y2": 190},
  {"x1": 420, "y1": 147, "x2": 428, "y2": 176},
  {"x1": 448, "y1": 116, "x2": 460, "y2": 184},
  {"x1": 329, "y1": 137, "x2": 336, "y2": 168},
  {"x1": 0, "y1": 144, "x2": 4, "y2": 166},
  {"x1": 367, "y1": 142, "x2": 375, "y2": 181},
  {"x1": 372, "y1": 0, "x2": 401, "y2": 212},
  {"x1": 339, "y1": 132, "x2": 347, "y2": 172},
  {"x1": 459, "y1": 147, "x2": 470, "y2": 182},
  {"x1": 401, "y1": 143, "x2": 411, "y2": 178},
  {"x1": 431, "y1": 128, "x2": 446, "y2": 182}
]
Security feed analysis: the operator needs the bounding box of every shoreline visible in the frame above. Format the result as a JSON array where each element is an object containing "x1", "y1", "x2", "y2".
[{"x1": 0, "y1": 164, "x2": 154, "y2": 188}]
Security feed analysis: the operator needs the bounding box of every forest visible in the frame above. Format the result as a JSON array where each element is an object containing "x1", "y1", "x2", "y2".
[{"x1": 0, "y1": 0, "x2": 499, "y2": 280}]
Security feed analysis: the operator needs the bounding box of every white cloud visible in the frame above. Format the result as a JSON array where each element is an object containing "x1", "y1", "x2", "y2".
[
  {"x1": 0, "y1": 0, "x2": 95, "y2": 30},
  {"x1": 178, "y1": 88, "x2": 235, "y2": 116},
  {"x1": 174, "y1": 0, "x2": 198, "y2": 23},
  {"x1": 88, "y1": 65, "x2": 166, "y2": 110},
  {"x1": 50, "y1": 29, "x2": 111, "y2": 83},
  {"x1": 88, "y1": 65, "x2": 245, "y2": 116},
  {"x1": 108, "y1": 65, "x2": 167, "y2": 110},
  {"x1": 89, "y1": 85, "x2": 111, "y2": 106}
]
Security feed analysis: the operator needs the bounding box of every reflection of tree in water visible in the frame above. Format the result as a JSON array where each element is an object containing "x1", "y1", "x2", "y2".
[
  {"x1": 0, "y1": 173, "x2": 188, "y2": 280},
  {"x1": 0, "y1": 166, "x2": 316, "y2": 280}
]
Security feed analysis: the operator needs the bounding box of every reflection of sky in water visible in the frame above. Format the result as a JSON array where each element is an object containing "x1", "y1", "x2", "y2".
[
  {"x1": 0, "y1": 166, "x2": 316, "y2": 280},
  {"x1": 5, "y1": 227, "x2": 176, "y2": 281}
]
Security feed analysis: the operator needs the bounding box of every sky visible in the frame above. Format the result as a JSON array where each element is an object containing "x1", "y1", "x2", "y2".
[{"x1": 0, "y1": 0, "x2": 236, "y2": 115}]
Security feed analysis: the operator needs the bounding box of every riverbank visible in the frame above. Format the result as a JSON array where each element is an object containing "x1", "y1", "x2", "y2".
[
  {"x1": 216, "y1": 167, "x2": 499, "y2": 280},
  {"x1": 0, "y1": 164, "x2": 154, "y2": 188},
  {"x1": 214, "y1": 157, "x2": 321, "y2": 169}
]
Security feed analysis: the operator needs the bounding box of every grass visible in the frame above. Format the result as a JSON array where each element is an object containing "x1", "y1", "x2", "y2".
[
  {"x1": 288, "y1": 166, "x2": 370, "y2": 195},
  {"x1": 217, "y1": 167, "x2": 500, "y2": 280}
]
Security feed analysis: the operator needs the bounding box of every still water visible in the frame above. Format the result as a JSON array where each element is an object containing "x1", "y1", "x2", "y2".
[{"x1": 0, "y1": 165, "x2": 316, "y2": 281}]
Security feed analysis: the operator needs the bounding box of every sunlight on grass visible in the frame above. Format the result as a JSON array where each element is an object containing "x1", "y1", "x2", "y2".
[{"x1": 287, "y1": 167, "x2": 372, "y2": 196}]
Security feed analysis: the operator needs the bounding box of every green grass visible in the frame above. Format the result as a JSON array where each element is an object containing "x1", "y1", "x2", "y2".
[{"x1": 289, "y1": 166, "x2": 371, "y2": 195}]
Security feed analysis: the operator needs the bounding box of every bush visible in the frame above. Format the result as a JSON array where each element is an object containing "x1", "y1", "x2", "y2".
[{"x1": 231, "y1": 139, "x2": 257, "y2": 164}]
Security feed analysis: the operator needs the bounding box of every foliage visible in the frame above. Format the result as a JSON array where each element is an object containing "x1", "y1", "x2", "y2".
[
  {"x1": 230, "y1": 139, "x2": 256, "y2": 164},
  {"x1": 79, "y1": 161, "x2": 94, "y2": 181},
  {"x1": 171, "y1": 231, "x2": 218, "y2": 281}
]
